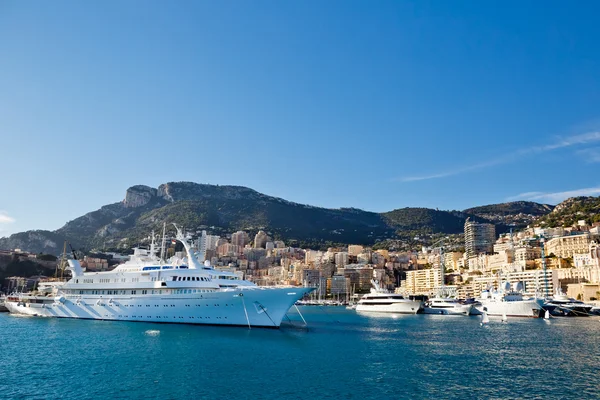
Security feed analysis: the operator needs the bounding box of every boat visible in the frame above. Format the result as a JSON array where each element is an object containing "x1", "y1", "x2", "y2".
[
  {"x1": 543, "y1": 289, "x2": 594, "y2": 317},
  {"x1": 475, "y1": 282, "x2": 542, "y2": 318},
  {"x1": 462, "y1": 298, "x2": 483, "y2": 315},
  {"x1": 4, "y1": 225, "x2": 314, "y2": 328},
  {"x1": 480, "y1": 311, "x2": 490, "y2": 325},
  {"x1": 422, "y1": 297, "x2": 473, "y2": 316},
  {"x1": 355, "y1": 280, "x2": 422, "y2": 314},
  {"x1": 0, "y1": 296, "x2": 8, "y2": 312}
]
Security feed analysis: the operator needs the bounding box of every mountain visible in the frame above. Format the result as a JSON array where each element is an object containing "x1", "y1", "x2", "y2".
[
  {"x1": 536, "y1": 196, "x2": 600, "y2": 227},
  {"x1": 381, "y1": 208, "x2": 487, "y2": 235},
  {"x1": 464, "y1": 201, "x2": 554, "y2": 226},
  {"x1": 0, "y1": 182, "x2": 555, "y2": 254}
]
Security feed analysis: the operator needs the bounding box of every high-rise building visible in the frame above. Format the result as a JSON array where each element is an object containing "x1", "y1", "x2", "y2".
[
  {"x1": 231, "y1": 231, "x2": 250, "y2": 248},
  {"x1": 335, "y1": 252, "x2": 349, "y2": 267},
  {"x1": 197, "y1": 230, "x2": 221, "y2": 261},
  {"x1": 348, "y1": 245, "x2": 364, "y2": 256},
  {"x1": 253, "y1": 230, "x2": 269, "y2": 249},
  {"x1": 464, "y1": 219, "x2": 496, "y2": 257}
]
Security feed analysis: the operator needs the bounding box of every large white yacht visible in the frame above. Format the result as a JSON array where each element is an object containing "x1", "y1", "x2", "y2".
[
  {"x1": 355, "y1": 280, "x2": 422, "y2": 314},
  {"x1": 475, "y1": 282, "x2": 542, "y2": 318},
  {"x1": 4, "y1": 227, "x2": 313, "y2": 328}
]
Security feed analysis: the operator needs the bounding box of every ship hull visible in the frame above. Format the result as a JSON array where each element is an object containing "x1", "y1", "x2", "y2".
[
  {"x1": 422, "y1": 304, "x2": 473, "y2": 316},
  {"x1": 4, "y1": 287, "x2": 313, "y2": 328},
  {"x1": 356, "y1": 300, "x2": 422, "y2": 314},
  {"x1": 475, "y1": 299, "x2": 542, "y2": 318}
]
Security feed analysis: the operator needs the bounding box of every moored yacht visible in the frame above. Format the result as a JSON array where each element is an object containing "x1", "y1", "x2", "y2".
[
  {"x1": 543, "y1": 289, "x2": 593, "y2": 317},
  {"x1": 4, "y1": 226, "x2": 313, "y2": 328},
  {"x1": 475, "y1": 282, "x2": 542, "y2": 318},
  {"x1": 422, "y1": 297, "x2": 473, "y2": 316},
  {"x1": 355, "y1": 281, "x2": 422, "y2": 314}
]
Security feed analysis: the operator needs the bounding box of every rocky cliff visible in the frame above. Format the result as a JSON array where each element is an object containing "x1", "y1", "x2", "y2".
[{"x1": 0, "y1": 181, "x2": 557, "y2": 254}]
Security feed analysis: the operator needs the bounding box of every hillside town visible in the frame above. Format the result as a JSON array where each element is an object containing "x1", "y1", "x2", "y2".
[{"x1": 3, "y1": 218, "x2": 600, "y2": 303}]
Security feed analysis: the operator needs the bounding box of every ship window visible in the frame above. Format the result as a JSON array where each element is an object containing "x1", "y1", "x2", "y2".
[{"x1": 187, "y1": 277, "x2": 190, "y2": 281}]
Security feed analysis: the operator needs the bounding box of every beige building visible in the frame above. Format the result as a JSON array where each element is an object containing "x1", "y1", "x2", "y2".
[
  {"x1": 555, "y1": 266, "x2": 600, "y2": 285},
  {"x1": 545, "y1": 234, "x2": 592, "y2": 259},
  {"x1": 402, "y1": 268, "x2": 441, "y2": 295},
  {"x1": 348, "y1": 245, "x2": 364, "y2": 256},
  {"x1": 443, "y1": 252, "x2": 463, "y2": 271},
  {"x1": 514, "y1": 246, "x2": 542, "y2": 266},
  {"x1": 566, "y1": 283, "x2": 600, "y2": 301}
]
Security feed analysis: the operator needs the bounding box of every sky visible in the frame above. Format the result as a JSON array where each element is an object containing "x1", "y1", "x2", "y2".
[{"x1": 1, "y1": 0, "x2": 600, "y2": 237}]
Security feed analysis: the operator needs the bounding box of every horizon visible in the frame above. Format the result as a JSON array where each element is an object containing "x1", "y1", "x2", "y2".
[{"x1": 2, "y1": 1, "x2": 600, "y2": 237}]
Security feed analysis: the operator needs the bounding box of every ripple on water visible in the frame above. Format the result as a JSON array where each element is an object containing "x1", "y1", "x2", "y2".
[{"x1": 0, "y1": 310, "x2": 599, "y2": 400}]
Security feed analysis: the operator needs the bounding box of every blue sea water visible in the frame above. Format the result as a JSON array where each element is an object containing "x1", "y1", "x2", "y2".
[{"x1": 1, "y1": 308, "x2": 598, "y2": 400}]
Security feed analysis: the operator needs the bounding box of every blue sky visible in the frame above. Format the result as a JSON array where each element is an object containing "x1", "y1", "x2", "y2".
[{"x1": 1, "y1": 1, "x2": 600, "y2": 237}]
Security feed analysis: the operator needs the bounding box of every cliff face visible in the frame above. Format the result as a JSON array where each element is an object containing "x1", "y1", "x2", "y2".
[
  {"x1": 123, "y1": 185, "x2": 157, "y2": 208},
  {"x1": 0, "y1": 230, "x2": 70, "y2": 254}
]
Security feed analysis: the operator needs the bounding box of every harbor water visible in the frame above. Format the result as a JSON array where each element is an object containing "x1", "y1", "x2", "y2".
[{"x1": 1, "y1": 308, "x2": 598, "y2": 399}]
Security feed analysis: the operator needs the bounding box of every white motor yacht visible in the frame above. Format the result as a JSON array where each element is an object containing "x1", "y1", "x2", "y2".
[
  {"x1": 355, "y1": 280, "x2": 422, "y2": 314},
  {"x1": 475, "y1": 282, "x2": 542, "y2": 318}
]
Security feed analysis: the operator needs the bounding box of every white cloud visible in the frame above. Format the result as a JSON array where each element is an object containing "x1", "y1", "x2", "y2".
[
  {"x1": 398, "y1": 158, "x2": 506, "y2": 182},
  {"x1": 506, "y1": 186, "x2": 600, "y2": 204},
  {"x1": 398, "y1": 130, "x2": 600, "y2": 182},
  {"x1": 0, "y1": 211, "x2": 15, "y2": 224},
  {"x1": 576, "y1": 147, "x2": 600, "y2": 163}
]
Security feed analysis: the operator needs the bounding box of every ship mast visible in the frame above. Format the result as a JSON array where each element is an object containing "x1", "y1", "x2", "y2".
[{"x1": 159, "y1": 222, "x2": 166, "y2": 263}]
